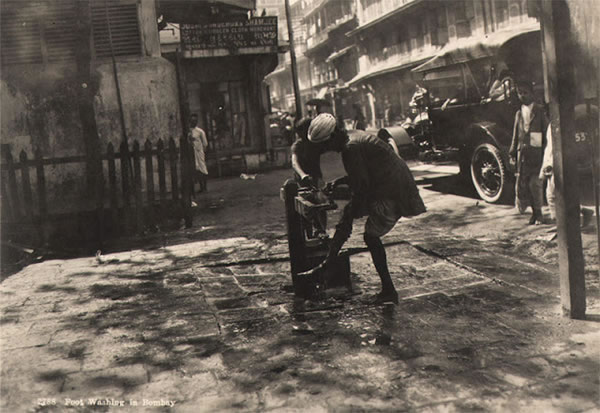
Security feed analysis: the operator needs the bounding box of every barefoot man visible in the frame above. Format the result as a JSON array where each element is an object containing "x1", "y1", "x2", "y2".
[{"x1": 301, "y1": 114, "x2": 426, "y2": 303}]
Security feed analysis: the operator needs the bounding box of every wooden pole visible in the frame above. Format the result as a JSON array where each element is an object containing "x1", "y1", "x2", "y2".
[
  {"x1": 540, "y1": 0, "x2": 586, "y2": 319},
  {"x1": 285, "y1": 0, "x2": 303, "y2": 120},
  {"x1": 174, "y1": 50, "x2": 192, "y2": 228},
  {"x1": 105, "y1": 0, "x2": 128, "y2": 145}
]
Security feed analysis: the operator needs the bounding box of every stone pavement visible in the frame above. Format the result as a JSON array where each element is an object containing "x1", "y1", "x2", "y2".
[
  {"x1": 2, "y1": 224, "x2": 599, "y2": 412},
  {"x1": 1, "y1": 160, "x2": 599, "y2": 412}
]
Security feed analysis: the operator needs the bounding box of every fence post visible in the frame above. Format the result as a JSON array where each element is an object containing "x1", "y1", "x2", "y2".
[
  {"x1": 1, "y1": 169, "x2": 14, "y2": 222},
  {"x1": 34, "y1": 148, "x2": 47, "y2": 218},
  {"x1": 4, "y1": 149, "x2": 20, "y2": 220},
  {"x1": 107, "y1": 143, "x2": 119, "y2": 231},
  {"x1": 144, "y1": 139, "x2": 156, "y2": 230},
  {"x1": 157, "y1": 138, "x2": 167, "y2": 211},
  {"x1": 120, "y1": 140, "x2": 132, "y2": 233},
  {"x1": 94, "y1": 150, "x2": 105, "y2": 249},
  {"x1": 144, "y1": 139, "x2": 155, "y2": 204},
  {"x1": 133, "y1": 140, "x2": 143, "y2": 233},
  {"x1": 19, "y1": 150, "x2": 34, "y2": 220},
  {"x1": 169, "y1": 138, "x2": 178, "y2": 201},
  {"x1": 180, "y1": 136, "x2": 192, "y2": 228},
  {"x1": 34, "y1": 148, "x2": 48, "y2": 245}
]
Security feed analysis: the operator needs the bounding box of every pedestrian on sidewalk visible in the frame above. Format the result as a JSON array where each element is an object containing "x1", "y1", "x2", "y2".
[
  {"x1": 301, "y1": 114, "x2": 426, "y2": 304},
  {"x1": 509, "y1": 80, "x2": 548, "y2": 225},
  {"x1": 189, "y1": 114, "x2": 209, "y2": 206},
  {"x1": 352, "y1": 104, "x2": 366, "y2": 131}
]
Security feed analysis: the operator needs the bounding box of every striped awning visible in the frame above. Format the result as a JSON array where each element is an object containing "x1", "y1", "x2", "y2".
[
  {"x1": 326, "y1": 45, "x2": 355, "y2": 63},
  {"x1": 412, "y1": 23, "x2": 540, "y2": 73}
]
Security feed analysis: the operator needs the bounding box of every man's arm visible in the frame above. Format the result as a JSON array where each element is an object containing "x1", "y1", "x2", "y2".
[
  {"x1": 509, "y1": 110, "x2": 520, "y2": 160},
  {"x1": 540, "y1": 123, "x2": 554, "y2": 179},
  {"x1": 290, "y1": 141, "x2": 315, "y2": 186},
  {"x1": 291, "y1": 152, "x2": 311, "y2": 183}
]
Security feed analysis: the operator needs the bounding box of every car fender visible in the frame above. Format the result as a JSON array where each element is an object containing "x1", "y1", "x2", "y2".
[{"x1": 464, "y1": 122, "x2": 513, "y2": 167}]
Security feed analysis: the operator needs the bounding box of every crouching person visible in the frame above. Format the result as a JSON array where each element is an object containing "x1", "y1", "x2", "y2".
[{"x1": 301, "y1": 114, "x2": 426, "y2": 304}]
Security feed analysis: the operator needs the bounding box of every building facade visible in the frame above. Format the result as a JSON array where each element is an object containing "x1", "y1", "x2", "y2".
[
  {"x1": 349, "y1": 0, "x2": 538, "y2": 128},
  {"x1": 266, "y1": 0, "x2": 540, "y2": 129},
  {"x1": 158, "y1": 0, "x2": 280, "y2": 171},
  {"x1": 264, "y1": 0, "x2": 315, "y2": 117}
]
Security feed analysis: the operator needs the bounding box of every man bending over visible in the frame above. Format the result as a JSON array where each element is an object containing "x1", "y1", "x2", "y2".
[{"x1": 302, "y1": 114, "x2": 426, "y2": 303}]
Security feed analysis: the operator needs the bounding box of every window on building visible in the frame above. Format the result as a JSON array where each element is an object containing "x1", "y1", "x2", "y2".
[
  {"x1": 416, "y1": 17, "x2": 426, "y2": 49},
  {"x1": 397, "y1": 25, "x2": 410, "y2": 55},
  {"x1": 91, "y1": 0, "x2": 141, "y2": 58},
  {"x1": 1, "y1": 0, "x2": 78, "y2": 65},
  {"x1": 494, "y1": 0, "x2": 510, "y2": 28},
  {"x1": 455, "y1": 0, "x2": 473, "y2": 38},
  {"x1": 430, "y1": 6, "x2": 448, "y2": 46}
]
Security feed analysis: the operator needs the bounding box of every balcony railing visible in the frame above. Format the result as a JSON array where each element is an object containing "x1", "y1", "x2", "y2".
[
  {"x1": 358, "y1": 41, "x2": 440, "y2": 78},
  {"x1": 328, "y1": 13, "x2": 355, "y2": 32},
  {"x1": 306, "y1": 12, "x2": 355, "y2": 52},
  {"x1": 306, "y1": 29, "x2": 329, "y2": 51},
  {"x1": 360, "y1": 0, "x2": 416, "y2": 27}
]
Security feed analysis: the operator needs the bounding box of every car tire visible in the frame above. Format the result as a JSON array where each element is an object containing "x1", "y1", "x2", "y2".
[{"x1": 470, "y1": 143, "x2": 513, "y2": 204}]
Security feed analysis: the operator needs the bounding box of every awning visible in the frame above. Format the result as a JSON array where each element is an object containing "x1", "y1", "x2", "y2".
[
  {"x1": 158, "y1": 0, "x2": 254, "y2": 24},
  {"x1": 423, "y1": 67, "x2": 462, "y2": 81},
  {"x1": 160, "y1": 0, "x2": 255, "y2": 10},
  {"x1": 315, "y1": 86, "x2": 329, "y2": 99},
  {"x1": 347, "y1": 0, "x2": 425, "y2": 37},
  {"x1": 326, "y1": 45, "x2": 355, "y2": 63},
  {"x1": 217, "y1": 0, "x2": 254, "y2": 8},
  {"x1": 348, "y1": 56, "x2": 432, "y2": 86},
  {"x1": 412, "y1": 22, "x2": 540, "y2": 73}
]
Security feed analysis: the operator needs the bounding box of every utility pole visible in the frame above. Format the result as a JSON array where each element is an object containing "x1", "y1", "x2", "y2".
[
  {"x1": 540, "y1": 0, "x2": 586, "y2": 319},
  {"x1": 285, "y1": 0, "x2": 302, "y2": 120}
]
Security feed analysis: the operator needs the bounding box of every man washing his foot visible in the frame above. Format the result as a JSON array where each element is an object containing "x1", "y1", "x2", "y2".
[{"x1": 301, "y1": 114, "x2": 426, "y2": 304}]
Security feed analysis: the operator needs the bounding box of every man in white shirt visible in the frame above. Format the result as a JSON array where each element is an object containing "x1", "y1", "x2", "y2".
[{"x1": 189, "y1": 114, "x2": 209, "y2": 198}]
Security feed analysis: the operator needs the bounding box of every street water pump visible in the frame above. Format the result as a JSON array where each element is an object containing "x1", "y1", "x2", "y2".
[{"x1": 280, "y1": 180, "x2": 352, "y2": 299}]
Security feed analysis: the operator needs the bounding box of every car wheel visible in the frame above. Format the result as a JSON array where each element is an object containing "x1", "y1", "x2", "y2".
[{"x1": 470, "y1": 143, "x2": 512, "y2": 204}]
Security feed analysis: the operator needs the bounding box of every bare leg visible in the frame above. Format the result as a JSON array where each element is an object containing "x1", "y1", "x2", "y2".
[
  {"x1": 325, "y1": 203, "x2": 354, "y2": 266},
  {"x1": 364, "y1": 233, "x2": 397, "y2": 300}
]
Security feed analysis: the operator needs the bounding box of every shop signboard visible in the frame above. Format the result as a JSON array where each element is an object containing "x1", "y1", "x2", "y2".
[{"x1": 181, "y1": 16, "x2": 277, "y2": 53}]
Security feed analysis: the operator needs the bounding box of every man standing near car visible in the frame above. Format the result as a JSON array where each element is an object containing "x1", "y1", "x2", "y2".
[
  {"x1": 509, "y1": 80, "x2": 548, "y2": 225},
  {"x1": 301, "y1": 114, "x2": 426, "y2": 304}
]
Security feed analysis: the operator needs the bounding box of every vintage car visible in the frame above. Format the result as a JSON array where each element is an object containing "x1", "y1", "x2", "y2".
[{"x1": 410, "y1": 26, "x2": 598, "y2": 204}]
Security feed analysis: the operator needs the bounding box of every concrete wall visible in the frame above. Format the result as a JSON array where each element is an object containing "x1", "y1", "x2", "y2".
[
  {"x1": 0, "y1": 0, "x2": 181, "y2": 216},
  {"x1": 1, "y1": 63, "x2": 83, "y2": 158},
  {"x1": 94, "y1": 57, "x2": 181, "y2": 147},
  {"x1": 1, "y1": 56, "x2": 180, "y2": 214},
  {"x1": 1, "y1": 58, "x2": 181, "y2": 153}
]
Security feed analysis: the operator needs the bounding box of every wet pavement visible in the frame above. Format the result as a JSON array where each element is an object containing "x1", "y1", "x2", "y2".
[{"x1": 1, "y1": 157, "x2": 599, "y2": 412}]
